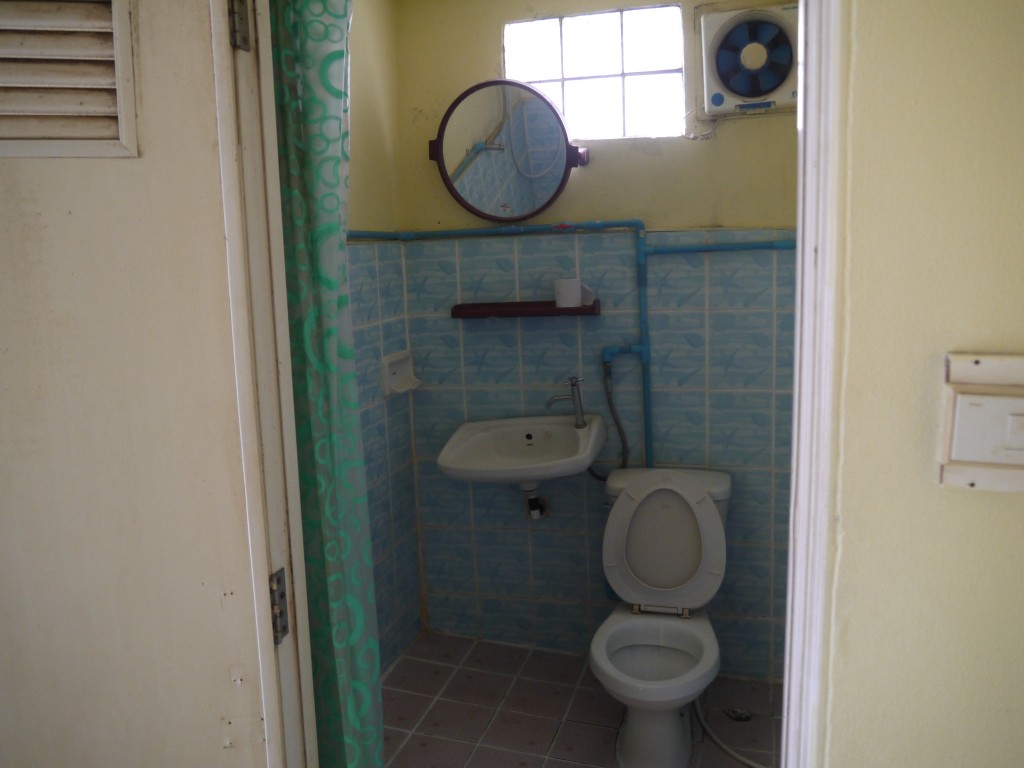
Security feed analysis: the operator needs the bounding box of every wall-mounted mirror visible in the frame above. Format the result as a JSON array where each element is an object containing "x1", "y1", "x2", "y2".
[{"x1": 428, "y1": 80, "x2": 589, "y2": 223}]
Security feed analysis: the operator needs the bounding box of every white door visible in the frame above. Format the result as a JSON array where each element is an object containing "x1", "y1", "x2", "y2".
[{"x1": 219, "y1": 0, "x2": 318, "y2": 764}]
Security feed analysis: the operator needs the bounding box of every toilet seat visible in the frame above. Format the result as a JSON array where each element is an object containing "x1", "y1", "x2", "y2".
[{"x1": 603, "y1": 469, "x2": 726, "y2": 612}]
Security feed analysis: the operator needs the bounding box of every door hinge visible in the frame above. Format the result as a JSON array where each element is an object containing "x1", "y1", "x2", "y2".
[
  {"x1": 269, "y1": 567, "x2": 289, "y2": 644},
  {"x1": 229, "y1": 0, "x2": 251, "y2": 51}
]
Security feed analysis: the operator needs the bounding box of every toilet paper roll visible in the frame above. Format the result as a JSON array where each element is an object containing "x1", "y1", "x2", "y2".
[{"x1": 554, "y1": 278, "x2": 582, "y2": 307}]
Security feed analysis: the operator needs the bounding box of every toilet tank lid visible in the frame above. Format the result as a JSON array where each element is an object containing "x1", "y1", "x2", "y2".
[{"x1": 606, "y1": 468, "x2": 731, "y2": 501}]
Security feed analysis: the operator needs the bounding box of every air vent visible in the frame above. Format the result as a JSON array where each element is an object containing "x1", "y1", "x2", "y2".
[
  {"x1": 700, "y1": 4, "x2": 798, "y2": 118},
  {"x1": 0, "y1": 0, "x2": 137, "y2": 157}
]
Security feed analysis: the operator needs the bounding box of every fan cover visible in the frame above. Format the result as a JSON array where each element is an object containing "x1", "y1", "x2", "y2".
[{"x1": 714, "y1": 19, "x2": 793, "y2": 99}]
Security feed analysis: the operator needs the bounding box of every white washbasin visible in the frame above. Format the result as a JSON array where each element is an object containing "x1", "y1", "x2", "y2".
[{"x1": 437, "y1": 414, "x2": 606, "y2": 485}]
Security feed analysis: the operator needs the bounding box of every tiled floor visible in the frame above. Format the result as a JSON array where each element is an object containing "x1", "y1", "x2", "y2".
[{"x1": 382, "y1": 632, "x2": 782, "y2": 768}]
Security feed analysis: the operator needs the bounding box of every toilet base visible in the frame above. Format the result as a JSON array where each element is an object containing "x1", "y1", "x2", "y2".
[{"x1": 616, "y1": 704, "x2": 693, "y2": 768}]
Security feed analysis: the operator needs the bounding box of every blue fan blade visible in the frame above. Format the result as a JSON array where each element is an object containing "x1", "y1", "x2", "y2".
[
  {"x1": 724, "y1": 22, "x2": 752, "y2": 50},
  {"x1": 756, "y1": 22, "x2": 781, "y2": 45},
  {"x1": 729, "y1": 71, "x2": 755, "y2": 96},
  {"x1": 759, "y1": 69, "x2": 783, "y2": 92},
  {"x1": 717, "y1": 48, "x2": 741, "y2": 75},
  {"x1": 769, "y1": 44, "x2": 793, "y2": 67}
]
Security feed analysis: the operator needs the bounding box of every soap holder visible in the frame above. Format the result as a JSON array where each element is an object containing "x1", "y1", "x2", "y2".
[{"x1": 381, "y1": 350, "x2": 422, "y2": 396}]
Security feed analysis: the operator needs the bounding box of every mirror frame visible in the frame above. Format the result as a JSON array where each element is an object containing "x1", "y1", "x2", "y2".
[{"x1": 428, "y1": 80, "x2": 589, "y2": 223}]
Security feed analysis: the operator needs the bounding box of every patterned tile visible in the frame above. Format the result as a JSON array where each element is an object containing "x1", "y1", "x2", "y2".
[
  {"x1": 416, "y1": 461, "x2": 472, "y2": 527},
  {"x1": 708, "y1": 311, "x2": 774, "y2": 390},
  {"x1": 648, "y1": 252, "x2": 706, "y2": 310},
  {"x1": 408, "y1": 316, "x2": 462, "y2": 387},
  {"x1": 465, "y1": 387, "x2": 522, "y2": 421},
  {"x1": 418, "y1": 699, "x2": 496, "y2": 742},
  {"x1": 422, "y1": 528, "x2": 475, "y2": 593},
  {"x1": 459, "y1": 237, "x2": 518, "y2": 303},
  {"x1": 462, "y1": 317, "x2": 522, "y2": 386},
  {"x1": 482, "y1": 710, "x2": 560, "y2": 754},
  {"x1": 390, "y1": 733, "x2": 474, "y2": 768},
  {"x1": 475, "y1": 529, "x2": 531, "y2": 597},
  {"x1": 428, "y1": 593, "x2": 480, "y2": 637},
  {"x1": 713, "y1": 543, "x2": 772, "y2": 617},
  {"x1": 579, "y1": 232, "x2": 637, "y2": 312},
  {"x1": 405, "y1": 240, "x2": 459, "y2": 315},
  {"x1": 520, "y1": 317, "x2": 581, "y2": 387},
  {"x1": 384, "y1": 658, "x2": 456, "y2": 697},
  {"x1": 649, "y1": 311, "x2": 706, "y2": 388},
  {"x1": 347, "y1": 242, "x2": 380, "y2": 326},
  {"x1": 709, "y1": 252, "x2": 774, "y2": 310},
  {"x1": 442, "y1": 668, "x2": 515, "y2": 708},
  {"x1": 548, "y1": 721, "x2": 618, "y2": 767},
  {"x1": 530, "y1": 532, "x2": 588, "y2": 600},
  {"x1": 378, "y1": 242, "x2": 406, "y2": 320},
  {"x1": 412, "y1": 388, "x2": 465, "y2": 459},
  {"x1": 478, "y1": 597, "x2": 535, "y2": 646},
  {"x1": 714, "y1": 616, "x2": 773, "y2": 679},
  {"x1": 517, "y1": 235, "x2": 577, "y2": 301},
  {"x1": 726, "y1": 468, "x2": 774, "y2": 545},
  {"x1": 650, "y1": 389, "x2": 707, "y2": 466},
  {"x1": 709, "y1": 391, "x2": 774, "y2": 467}
]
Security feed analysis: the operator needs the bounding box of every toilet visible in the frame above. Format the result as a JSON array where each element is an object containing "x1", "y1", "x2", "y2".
[{"x1": 589, "y1": 467, "x2": 731, "y2": 768}]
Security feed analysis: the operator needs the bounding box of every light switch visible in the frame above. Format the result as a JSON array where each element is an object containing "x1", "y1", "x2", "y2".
[
  {"x1": 950, "y1": 393, "x2": 1024, "y2": 465},
  {"x1": 1007, "y1": 414, "x2": 1024, "y2": 451}
]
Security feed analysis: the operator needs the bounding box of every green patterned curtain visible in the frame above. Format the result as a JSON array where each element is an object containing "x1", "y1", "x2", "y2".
[{"x1": 270, "y1": 2, "x2": 383, "y2": 766}]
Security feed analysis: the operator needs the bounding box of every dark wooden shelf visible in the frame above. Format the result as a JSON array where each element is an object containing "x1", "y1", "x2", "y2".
[{"x1": 451, "y1": 299, "x2": 601, "y2": 319}]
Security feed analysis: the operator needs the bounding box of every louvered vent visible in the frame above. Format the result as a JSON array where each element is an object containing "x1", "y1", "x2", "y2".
[{"x1": 0, "y1": 0, "x2": 137, "y2": 156}]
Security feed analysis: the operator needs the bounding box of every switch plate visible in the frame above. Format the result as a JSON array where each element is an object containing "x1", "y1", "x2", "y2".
[{"x1": 950, "y1": 393, "x2": 1024, "y2": 465}]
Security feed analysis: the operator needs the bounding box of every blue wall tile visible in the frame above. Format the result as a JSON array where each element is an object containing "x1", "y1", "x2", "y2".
[
  {"x1": 475, "y1": 529, "x2": 531, "y2": 596},
  {"x1": 709, "y1": 252, "x2": 774, "y2": 310},
  {"x1": 709, "y1": 391, "x2": 774, "y2": 466},
  {"x1": 649, "y1": 311, "x2": 706, "y2": 388},
  {"x1": 709, "y1": 311, "x2": 774, "y2": 389}
]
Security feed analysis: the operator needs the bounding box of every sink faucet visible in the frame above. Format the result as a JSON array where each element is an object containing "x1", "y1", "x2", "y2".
[{"x1": 545, "y1": 376, "x2": 587, "y2": 429}]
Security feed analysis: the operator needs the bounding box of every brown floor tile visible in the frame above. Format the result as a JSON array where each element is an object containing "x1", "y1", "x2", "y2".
[
  {"x1": 520, "y1": 649, "x2": 586, "y2": 686},
  {"x1": 565, "y1": 686, "x2": 625, "y2": 728},
  {"x1": 442, "y1": 667, "x2": 514, "y2": 707},
  {"x1": 466, "y1": 745, "x2": 545, "y2": 768},
  {"x1": 389, "y1": 733, "x2": 474, "y2": 768},
  {"x1": 407, "y1": 632, "x2": 476, "y2": 665},
  {"x1": 503, "y1": 678, "x2": 573, "y2": 720},
  {"x1": 463, "y1": 640, "x2": 530, "y2": 676},
  {"x1": 384, "y1": 657, "x2": 455, "y2": 697},
  {"x1": 383, "y1": 687, "x2": 433, "y2": 730},
  {"x1": 418, "y1": 699, "x2": 496, "y2": 743},
  {"x1": 482, "y1": 710, "x2": 560, "y2": 754},
  {"x1": 706, "y1": 675, "x2": 773, "y2": 716},
  {"x1": 703, "y1": 708, "x2": 775, "y2": 753},
  {"x1": 548, "y1": 721, "x2": 618, "y2": 768},
  {"x1": 383, "y1": 727, "x2": 407, "y2": 764}
]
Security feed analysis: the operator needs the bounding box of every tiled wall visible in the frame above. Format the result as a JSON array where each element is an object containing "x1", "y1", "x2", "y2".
[
  {"x1": 348, "y1": 241, "x2": 422, "y2": 670},
  {"x1": 349, "y1": 228, "x2": 794, "y2": 681}
]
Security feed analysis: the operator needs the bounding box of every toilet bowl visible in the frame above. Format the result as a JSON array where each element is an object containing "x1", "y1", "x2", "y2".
[{"x1": 588, "y1": 468, "x2": 730, "y2": 768}]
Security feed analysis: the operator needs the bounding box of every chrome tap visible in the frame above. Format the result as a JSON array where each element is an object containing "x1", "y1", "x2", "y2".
[{"x1": 545, "y1": 376, "x2": 587, "y2": 429}]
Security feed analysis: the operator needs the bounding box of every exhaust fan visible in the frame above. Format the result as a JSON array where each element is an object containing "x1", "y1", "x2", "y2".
[{"x1": 701, "y1": 4, "x2": 798, "y2": 117}]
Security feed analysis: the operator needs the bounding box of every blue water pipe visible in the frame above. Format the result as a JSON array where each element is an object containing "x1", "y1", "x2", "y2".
[{"x1": 348, "y1": 222, "x2": 795, "y2": 468}]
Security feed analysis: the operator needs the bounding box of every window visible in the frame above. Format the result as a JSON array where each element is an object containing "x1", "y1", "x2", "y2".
[
  {"x1": 0, "y1": 0, "x2": 138, "y2": 157},
  {"x1": 504, "y1": 6, "x2": 684, "y2": 140}
]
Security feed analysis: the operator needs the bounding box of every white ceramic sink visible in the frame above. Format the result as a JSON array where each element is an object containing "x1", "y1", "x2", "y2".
[{"x1": 437, "y1": 414, "x2": 606, "y2": 485}]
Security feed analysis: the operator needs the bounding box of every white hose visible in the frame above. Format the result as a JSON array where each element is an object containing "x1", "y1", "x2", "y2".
[{"x1": 693, "y1": 698, "x2": 772, "y2": 768}]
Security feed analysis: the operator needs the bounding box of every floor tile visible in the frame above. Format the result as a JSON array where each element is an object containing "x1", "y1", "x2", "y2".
[
  {"x1": 442, "y1": 667, "x2": 514, "y2": 707},
  {"x1": 383, "y1": 727, "x2": 407, "y2": 764},
  {"x1": 548, "y1": 721, "x2": 618, "y2": 768},
  {"x1": 565, "y1": 686, "x2": 625, "y2": 728},
  {"x1": 466, "y1": 745, "x2": 545, "y2": 768},
  {"x1": 482, "y1": 710, "x2": 560, "y2": 754},
  {"x1": 706, "y1": 675, "x2": 773, "y2": 716},
  {"x1": 383, "y1": 687, "x2": 433, "y2": 730},
  {"x1": 418, "y1": 699, "x2": 496, "y2": 743},
  {"x1": 384, "y1": 657, "x2": 455, "y2": 697},
  {"x1": 464, "y1": 640, "x2": 530, "y2": 675},
  {"x1": 389, "y1": 733, "x2": 474, "y2": 768},
  {"x1": 504, "y1": 678, "x2": 574, "y2": 720},
  {"x1": 703, "y1": 707, "x2": 775, "y2": 753},
  {"x1": 407, "y1": 632, "x2": 476, "y2": 665},
  {"x1": 520, "y1": 649, "x2": 586, "y2": 686}
]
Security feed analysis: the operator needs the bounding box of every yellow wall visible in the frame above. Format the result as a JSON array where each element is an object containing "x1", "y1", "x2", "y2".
[
  {"x1": 0, "y1": 3, "x2": 267, "y2": 766},
  {"x1": 349, "y1": 0, "x2": 401, "y2": 229},
  {"x1": 826, "y1": 0, "x2": 1024, "y2": 764},
  {"x1": 347, "y1": 0, "x2": 797, "y2": 231}
]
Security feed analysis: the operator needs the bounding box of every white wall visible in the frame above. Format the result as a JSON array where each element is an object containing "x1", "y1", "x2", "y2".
[
  {"x1": 824, "y1": 0, "x2": 1024, "y2": 764},
  {"x1": 0, "y1": 3, "x2": 268, "y2": 765}
]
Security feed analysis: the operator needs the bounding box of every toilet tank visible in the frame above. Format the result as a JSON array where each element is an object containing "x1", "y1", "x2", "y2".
[{"x1": 605, "y1": 468, "x2": 732, "y2": 523}]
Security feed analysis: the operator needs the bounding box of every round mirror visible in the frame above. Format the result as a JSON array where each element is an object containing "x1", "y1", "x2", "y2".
[{"x1": 428, "y1": 80, "x2": 589, "y2": 223}]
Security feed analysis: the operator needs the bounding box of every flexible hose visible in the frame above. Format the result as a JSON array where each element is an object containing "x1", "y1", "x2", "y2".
[
  {"x1": 693, "y1": 698, "x2": 772, "y2": 768},
  {"x1": 587, "y1": 361, "x2": 629, "y2": 481}
]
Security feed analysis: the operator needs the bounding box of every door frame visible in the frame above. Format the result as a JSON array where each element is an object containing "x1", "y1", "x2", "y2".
[
  {"x1": 782, "y1": 0, "x2": 844, "y2": 765},
  {"x1": 211, "y1": 0, "x2": 318, "y2": 764}
]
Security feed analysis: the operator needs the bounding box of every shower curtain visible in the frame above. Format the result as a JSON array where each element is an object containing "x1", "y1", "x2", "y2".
[{"x1": 270, "y1": 2, "x2": 383, "y2": 766}]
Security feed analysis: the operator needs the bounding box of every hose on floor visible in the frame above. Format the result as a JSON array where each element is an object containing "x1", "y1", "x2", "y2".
[
  {"x1": 587, "y1": 361, "x2": 629, "y2": 482},
  {"x1": 693, "y1": 698, "x2": 772, "y2": 768}
]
